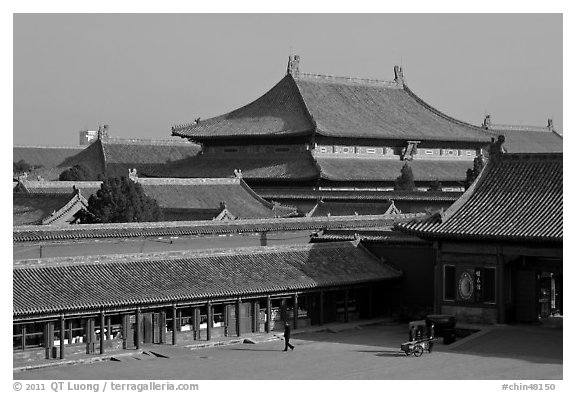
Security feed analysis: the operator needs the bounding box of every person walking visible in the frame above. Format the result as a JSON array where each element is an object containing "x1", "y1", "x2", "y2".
[{"x1": 283, "y1": 322, "x2": 294, "y2": 351}]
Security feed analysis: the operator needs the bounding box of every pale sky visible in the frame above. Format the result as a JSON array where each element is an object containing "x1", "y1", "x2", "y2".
[{"x1": 13, "y1": 13, "x2": 562, "y2": 146}]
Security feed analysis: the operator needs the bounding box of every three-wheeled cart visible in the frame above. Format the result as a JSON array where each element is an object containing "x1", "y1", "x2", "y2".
[
  {"x1": 400, "y1": 319, "x2": 436, "y2": 357},
  {"x1": 400, "y1": 337, "x2": 435, "y2": 357}
]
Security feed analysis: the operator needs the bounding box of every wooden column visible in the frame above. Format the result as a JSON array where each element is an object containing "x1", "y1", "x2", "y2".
[
  {"x1": 253, "y1": 302, "x2": 259, "y2": 333},
  {"x1": 319, "y1": 291, "x2": 324, "y2": 326},
  {"x1": 172, "y1": 305, "x2": 178, "y2": 345},
  {"x1": 99, "y1": 311, "x2": 105, "y2": 354},
  {"x1": 121, "y1": 315, "x2": 128, "y2": 349},
  {"x1": 59, "y1": 315, "x2": 65, "y2": 359},
  {"x1": 192, "y1": 307, "x2": 199, "y2": 340},
  {"x1": 266, "y1": 296, "x2": 272, "y2": 333},
  {"x1": 106, "y1": 316, "x2": 112, "y2": 341},
  {"x1": 206, "y1": 302, "x2": 212, "y2": 341},
  {"x1": 68, "y1": 321, "x2": 73, "y2": 347},
  {"x1": 135, "y1": 309, "x2": 142, "y2": 350},
  {"x1": 236, "y1": 300, "x2": 241, "y2": 337},
  {"x1": 85, "y1": 318, "x2": 95, "y2": 354},
  {"x1": 22, "y1": 325, "x2": 27, "y2": 352},
  {"x1": 158, "y1": 311, "x2": 166, "y2": 344},
  {"x1": 293, "y1": 294, "x2": 299, "y2": 330},
  {"x1": 45, "y1": 321, "x2": 54, "y2": 359}
]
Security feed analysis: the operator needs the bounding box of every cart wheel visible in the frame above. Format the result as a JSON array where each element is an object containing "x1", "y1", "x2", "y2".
[
  {"x1": 404, "y1": 349, "x2": 411, "y2": 356},
  {"x1": 413, "y1": 345, "x2": 424, "y2": 357}
]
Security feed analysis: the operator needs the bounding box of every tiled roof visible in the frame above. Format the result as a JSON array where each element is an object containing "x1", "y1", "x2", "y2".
[
  {"x1": 58, "y1": 138, "x2": 201, "y2": 178},
  {"x1": 172, "y1": 75, "x2": 315, "y2": 140},
  {"x1": 482, "y1": 128, "x2": 563, "y2": 153},
  {"x1": 13, "y1": 213, "x2": 424, "y2": 243},
  {"x1": 135, "y1": 177, "x2": 296, "y2": 219},
  {"x1": 306, "y1": 201, "x2": 397, "y2": 217},
  {"x1": 315, "y1": 156, "x2": 473, "y2": 182},
  {"x1": 172, "y1": 64, "x2": 492, "y2": 144},
  {"x1": 13, "y1": 192, "x2": 88, "y2": 226},
  {"x1": 13, "y1": 146, "x2": 84, "y2": 168},
  {"x1": 295, "y1": 74, "x2": 491, "y2": 143},
  {"x1": 311, "y1": 227, "x2": 428, "y2": 244},
  {"x1": 150, "y1": 152, "x2": 319, "y2": 181},
  {"x1": 15, "y1": 178, "x2": 297, "y2": 220},
  {"x1": 15, "y1": 180, "x2": 102, "y2": 198},
  {"x1": 13, "y1": 242, "x2": 402, "y2": 318},
  {"x1": 397, "y1": 153, "x2": 563, "y2": 242}
]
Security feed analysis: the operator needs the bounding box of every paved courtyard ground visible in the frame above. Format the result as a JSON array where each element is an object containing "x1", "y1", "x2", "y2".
[{"x1": 14, "y1": 322, "x2": 562, "y2": 380}]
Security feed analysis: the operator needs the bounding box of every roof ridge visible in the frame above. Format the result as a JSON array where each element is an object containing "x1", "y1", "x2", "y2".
[
  {"x1": 135, "y1": 177, "x2": 240, "y2": 185},
  {"x1": 13, "y1": 145, "x2": 83, "y2": 149},
  {"x1": 104, "y1": 137, "x2": 196, "y2": 145},
  {"x1": 295, "y1": 72, "x2": 402, "y2": 88},
  {"x1": 13, "y1": 192, "x2": 73, "y2": 198},
  {"x1": 20, "y1": 180, "x2": 103, "y2": 186},
  {"x1": 14, "y1": 241, "x2": 357, "y2": 268},
  {"x1": 485, "y1": 124, "x2": 552, "y2": 132}
]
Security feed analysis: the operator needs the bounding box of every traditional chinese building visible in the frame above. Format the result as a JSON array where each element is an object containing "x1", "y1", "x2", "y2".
[
  {"x1": 14, "y1": 242, "x2": 402, "y2": 362},
  {"x1": 166, "y1": 56, "x2": 560, "y2": 213},
  {"x1": 14, "y1": 176, "x2": 298, "y2": 221},
  {"x1": 397, "y1": 150, "x2": 562, "y2": 324}
]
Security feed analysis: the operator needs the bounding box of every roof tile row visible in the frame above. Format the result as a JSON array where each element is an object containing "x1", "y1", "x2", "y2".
[
  {"x1": 14, "y1": 242, "x2": 402, "y2": 317},
  {"x1": 397, "y1": 153, "x2": 562, "y2": 242}
]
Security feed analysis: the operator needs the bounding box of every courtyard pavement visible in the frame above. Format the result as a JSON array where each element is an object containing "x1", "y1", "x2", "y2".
[{"x1": 14, "y1": 320, "x2": 563, "y2": 380}]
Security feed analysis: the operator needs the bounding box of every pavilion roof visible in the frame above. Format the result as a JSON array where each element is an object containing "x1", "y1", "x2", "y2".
[
  {"x1": 172, "y1": 61, "x2": 492, "y2": 144},
  {"x1": 134, "y1": 177, "x2": 297, "y2": 219},
  {"x1": 13, "y1": 242, "x2": 402, "y2": 319}
]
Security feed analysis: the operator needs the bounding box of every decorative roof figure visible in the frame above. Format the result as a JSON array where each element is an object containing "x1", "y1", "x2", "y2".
[
  {"x1": 394, "y1": 65, "x2": 404, "y2": 85},
  {"x1": 128, "y1": 168, "x2": 138, "y2": 180},
  {"x1": 488, "y1": 135, "x2": 507, "y2": 162},
  {"x1": 287, "y1": 55, "x2": 300, "y2": 76}
]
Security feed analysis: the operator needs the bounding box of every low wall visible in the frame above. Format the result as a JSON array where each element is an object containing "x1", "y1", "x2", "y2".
[
  {"x1": 442, "y1": 305, "x2": 497, "y2": 324},
  {"x1": 14, "y1": 339, "x2": 123, "y2": 363}
]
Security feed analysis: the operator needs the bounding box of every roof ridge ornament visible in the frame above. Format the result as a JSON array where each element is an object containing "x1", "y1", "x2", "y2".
[
  {"x1": 488, "y1": 135, "x2": 506, "y2": 162},
  {"x1": 287, "y1": 55, "x2": 300, "y2": 76},
  {"x1": 394, "y1": 65, "x2": 404, "y2": 85}
]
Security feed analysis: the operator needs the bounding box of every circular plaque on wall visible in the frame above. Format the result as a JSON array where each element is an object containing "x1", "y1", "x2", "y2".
[{"x1": 458, "y1": 271, "x2": 474, "y2": 300}]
